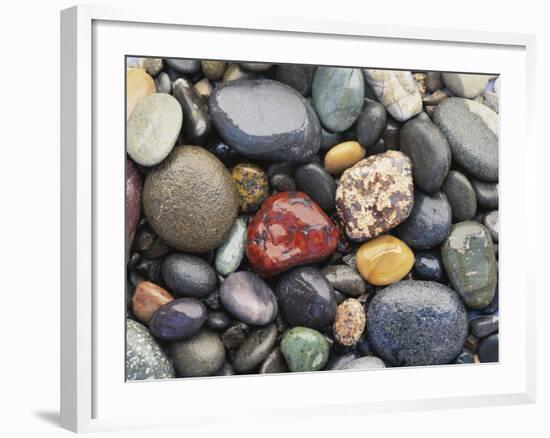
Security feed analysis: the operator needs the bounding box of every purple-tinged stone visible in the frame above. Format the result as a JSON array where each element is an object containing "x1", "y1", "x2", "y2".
[{"x1": 149, "y1": 298, "x2": 206, "y2": 341}]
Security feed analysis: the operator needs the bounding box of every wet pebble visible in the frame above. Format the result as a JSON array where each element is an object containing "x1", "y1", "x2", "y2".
[
  {"x1": 280, "y1": 327, "x2": 330, "y2": 372},
  {"x1": 413, "y1": 251, "x2": 446, "y2": 283},
  {"x1": 294, "y1": 162, "x2": 336, "y2": 211},
  {"x1": 472, "y1": 180, "x2": 499, "y2": 209},
  {"x1": 321, "y1": 265, "x2": 366, "y2": 297},
  {"x1": 478, "y1": 334, "x2": 499, "y2": 363},
  {"x1": 324, "y1": 141, "x2": 366, "y2": 175},
  {"x1": 162, "y1": 253, "x2": 217, "y2": 299},
  {"x1": 172, "y1": 78, "x2": 211, "y2": 144},
  {"x1": 442, "y1": 170, "x2": 477, "y2": 221},
  {"x1": 356, "y1": 101, "x2": 387, "y2": 148},
  {"x1": 470, "y1": 315, "x2": 499, "y2": 338},
  {"x1": 149, "y1": 298, "x2": 207, "y2": 341},
  {"x1": 233, "y1": 324, "x2": 278, "y2": 373},
  {"x1": 132, "y1": 281, "x2": 174, "y2": 324}
]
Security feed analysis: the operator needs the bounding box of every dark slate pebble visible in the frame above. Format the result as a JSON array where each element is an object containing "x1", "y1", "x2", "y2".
[
  {"x1": 172, "y1": 78, "x2": 211, "y2": 144},
  {"x1": 413, "y1": 251, "x2": 446, "y2": 283},
  {"x1": 270, "y1": 173, "x2": 296, "y2": 192},
  {"x1": 481, "y1": 286, "x2": 499, "y2": 315},
  {"x1": 321, "y1": 265, "x2": 366, "y2": 297},
  {"x1": 396, "y1": 190, "x2": 452, "y2": 249},
  {"x1": 478, "y1": 334, "x2": 499, "y2": 362},
  {"x1": 275, "y1": 266, "x2": 337, "y2": 329},
  {"x1": 162, "y1": 253, "x2": 217, "y2": 299},
  {"x1": 275, "y1": 64, "x2": 316, "y2": 96},
  {"x1": 221, "y1": 322, "x2": 250, "y2": 350},
  {"x1": 206, "y1": 311, "x2": 233, "y2": 331},
  {"x1": 209, "y1": 79, "x2": 321, "y2": 163},
  {"x1": 135, "y1": 258, "x2": 163, "y2": 285},
  {"x1": 259, "y1": 347, "x2": 290, "y2": 374},
  {"x1": 165, "y1": 58, "x2": 201, "y2": 74},
  {"x1": 294, "y1": 162, "x2": 336, "y2": 212},
  {"x1": 470, "y1": 315, "x2": 499, "y2": 338},
  {"x1": 356, "y1": 101, "x2": 387, "y2": 148},
  {"x1": 149, "y1": 298, "x2": 207, "y2": 341},
  {"x1": 204, "y1": 140, "x2": 241, "y2": 168},
  {"x1": 320, "y1": 127, "x2": 342, "y2": 151},
  {"x1": 233, "y1": 324, "x2": 278, "y2": 373},
  {"x1": 454, "y1": 350, "x2": 475, "y2": 364},
  {"x1": 366, "y1": 280, "x2": 468, "y2": 366},
  {"x1": 441, "y1": 170, "x2": 477, "y2": 221},
  {"x1": 472, "y1": 179, "x2": 499, "y2": 209},
  {"x1": 400, "y1": 113, "x2": 452, "y2": 194}
]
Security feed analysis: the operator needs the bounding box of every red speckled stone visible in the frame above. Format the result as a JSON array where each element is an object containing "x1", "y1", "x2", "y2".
[{"x1": 246, "y1": 192, "x2": 339, "y2": 277}]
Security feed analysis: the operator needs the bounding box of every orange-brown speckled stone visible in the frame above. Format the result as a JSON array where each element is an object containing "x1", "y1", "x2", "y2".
[
  {"x1": 333, "y1": 298, "x2": 366, "y2": 346},
  {"x1": 335, "y1": 150, "x2": 414, "y2": 241},
  {"x1": 132, "y1": 281, "x2": 174, "y2": 324}
]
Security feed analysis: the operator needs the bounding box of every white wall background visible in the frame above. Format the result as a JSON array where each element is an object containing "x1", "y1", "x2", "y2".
[{"x1": 0, "y1": 0, "x2": 546, "y2": 436}]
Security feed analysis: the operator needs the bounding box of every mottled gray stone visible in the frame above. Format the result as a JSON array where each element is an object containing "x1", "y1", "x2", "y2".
[
  {"x1": 442, "y1": 170, "x2": 478, "y2": 221},
  {"x1": 442, "y1": 73, "x2": 490, "y2": 98},
  {"x1": 321, "y1": 265, "x2": 366, "y2": 297}
]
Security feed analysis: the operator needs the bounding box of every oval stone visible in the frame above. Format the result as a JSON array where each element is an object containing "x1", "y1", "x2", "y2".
[
  {"x1": 275, "y1": 267, "x2": 337, "y2": 329},
  {"x1": 433, "y1": 98, "x2": 498, "y2": 182},
  {"x1": 441, "y1": 222, "x2": 497, "y2": 309},
  {"x1": 215, "y1": 217, "x2": 247, "y2": 276},
  {"x1": 233, "y1": 324, "x2": 278, "y2": 373},
  {"x1": 470, "y1": 314, "x2": 499, "y2": 338},
  {"x1": 312, "y1": 67, "x2": 364, "y2": 132},
  {"x1": 400, "y1": 113, "x2": 452, "y2": 193},
  {"x1": 321, "y1": 265, "x2": 366, "y2": 297},
  {"x1": 275, "y1": 64, "x2": 316, "y2": 96},
  {"x1": 231, "y1": 163, "x2": 270, "y2": 213},
  {"x1": 324, "y1": 141, "x2": 366, "y2": 175},
  {"x1": 126, "y1": 68, "x2": 156, "y2": 121},
  {"x1": 395, "y1": 190, "x2": 452, "y2": 249},
  {"x1": 139, "y1": 58, "x2": 163, "y2": 76},
  {"x1": 126, "y1": 319, "x2": 175, "y2": 380},
  {"x1": 478, "y1": 334, "x2": 499, "y2": 362},
  {"x1": 336, "y1": 150, "x2": 414, "y2": 241},
  {"x1": 210, "y1": 79, "x2": 321, "y2": 162},
  {"x1": 143, "y1": 146, "x2": 238, "y2": 253},
  {"x1": 280, "y1": 327, "x2": 330, "y2": 372},
  {"x1": 172, "y1": 78, "x2": 211, "y2": 144},
  {"x1": 132, "y1": 281, "x2": 174, "y2": 324},
  {"x1": 340, "y1": 356, "x2": 386, "y2": 370},
  {"x1": 442, "y1": 73, "x2": 489, "y2": 99},
  {"x1": 356, "y1": 101, "x2": 387, "y2": 148},
  {"x1": 149, "y1": 298, "x2": 207, "y2": 341},
  {"x1": 472, "y1": 179, "x2": 499, "y2": 209},
  {"x1": 201, "y1": 60, "x2": 227, "y2": 80},
  {"x1": 164, "y1": 58, "x2": 200, "y2": 74},
  {"x1": 442, "y1": 170, "x2": 478, "y2": 221},
  {"x1": 333, "y1": 299, "x2": 366, "y2": 346},
  {"x1": 366, "y1": 281, "x2": 468, "y2": 366},
  {"x1": 219, "y1": 271, "x2": 278, "y2": 325},
  {"x1": 170, "y1": 329, "x2": 225, "y2": 377},
  {"x1": 162, "y1": 253, "x2": 217, "y2": 299},
  {"x1": 294, "y1": 163, "x2": 336, "y2": 211},
  {"x1": 126, "y1": 93, "x2": 183, "y2": 166},
  {"x1": 356, "y1": 235, "x2": 415, "y2": 286},
  {"x1": 413, "y1": 251, "x2": 446, "y2": 283}
]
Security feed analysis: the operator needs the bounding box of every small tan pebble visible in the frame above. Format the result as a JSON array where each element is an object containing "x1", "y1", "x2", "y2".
[
  {"x1": 474, "y1": 354, "x2": 481, "y2": 364},
  {"x1": 139, "y1": 58, "x2": 163, "y2": 76},
  {"x1": 333, "y1": 298, "x2": 366, "y2": 346},
  {"x1": 194, "y1": 78, "x2": 214, "y2": 99},
  {"x1": 223, "y1": 63, "x2": 255, "y2": 82},
  {"x1": 132, "y1": 281, "x2": 174, "y2": 324},
  {"x1": 126, "y1": 68, "x2": 156, "y2": 121},
  {"x1": 422, "y1": 89, "x2": 448, "y2": 106},
  {"x1": 413, "y1": 72, "x2": 427, "y2": 95},
  {"x1": 201, "y1": 60, "x2": 227, "y2": 80},
  {"x1": 324, "y1": 141, "x2": 366, "y2": 175}
]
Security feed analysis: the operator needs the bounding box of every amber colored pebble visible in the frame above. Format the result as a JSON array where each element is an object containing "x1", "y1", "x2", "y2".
[
  {"x1": 324, "y1": 141, "x2": 366, "y2": 175},
  {"x1": 231, "y1": 163, "x2": 270, "y2": 213},
  {"x1": 333, "y1": 298, "x2": 366, "y2": 346},
  {"x1": 132, "y1": 281, "x2": 174, "y2": 324},
  {"x1": 126, "y1": 68, "x2": 156, "y2": 121},
  {"x1": 356, "y1": 235, "x2": 414, "y2": 286}
]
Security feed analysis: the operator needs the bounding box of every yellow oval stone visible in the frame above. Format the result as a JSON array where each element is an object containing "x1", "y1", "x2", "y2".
[
  {"x1": 324, "y1": 141, "x2": 366, "y2": 175},
  {"x1": 126, "y1": 68, "x2": 156, "y2": 121},
  {"x1": 356, "y1": 235, "x2": 414, "y2": 286}
]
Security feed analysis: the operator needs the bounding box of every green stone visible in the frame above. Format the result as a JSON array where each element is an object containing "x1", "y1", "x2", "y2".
[
  {"x1": 126, "y1": 319, "x2": 175, "y2": 380},
  {"x1": 215, "y1": 217, "x2": 247, "y2": 275},
  {"x1": 280, "y1": 327, "x2": 329, "y2": 372},
  {"x1": 441, "y1": 221, "x2": 497, "y2": 309}
]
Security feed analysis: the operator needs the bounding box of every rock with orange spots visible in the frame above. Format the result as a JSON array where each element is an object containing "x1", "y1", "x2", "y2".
[
  {"x1": 335, "y1": 150, "x2": 414, "y2": 241},
  {"x1": 132, "y1": 281, "x2": 174, "y2": 324},
  {"x1": 333, "y1": 299, "x2": 366, "y2": 346}
]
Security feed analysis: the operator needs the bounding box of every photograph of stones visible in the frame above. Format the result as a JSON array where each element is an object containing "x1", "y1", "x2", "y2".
[{"x1": 126, "y1": 57, "x2": 499, "y2": 381}]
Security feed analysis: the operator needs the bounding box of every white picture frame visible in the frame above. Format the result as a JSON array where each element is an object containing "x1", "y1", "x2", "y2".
[{"x1": 60, "y1": 4, "x2": 537, "y2": 433}]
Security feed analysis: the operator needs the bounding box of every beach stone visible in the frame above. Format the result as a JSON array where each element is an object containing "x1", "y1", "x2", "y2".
[
  {"x1": 132, "y1": 281, "x2": 174, "y2": 324},
  {"x1": 210, "y1": 79, "x2": 321, "y2": 162},
  {"x1": 280, "y1": 327, "x2": 330, "y2": 372},
  {"x1": 221, "y1": 322, "x2": 249, "y2": 350},
  {"x1": 442, "y1": 222, "x2": 497, "y2": 309},
  {"x1": 442, "y1": 73, "x2": 489, "y2": 98},
  {"x1": 275, "y1": 266, "x2": 337, "y2": 329},
  {"x1": 193, "y1": 79, "x2": 213, "y2": 98},
  {"x1": 442, "y1": 171, "x2": 478, "y2": 221},
  {"x1": 367, "y1": 281, "x2": 468, "y2": 366},
  {"x1": 219, "y1": 271, "x2": 278, "y2": 325},
  {"x1": 425, "y1": 72, "x2": 443, "y2": 92},
  {"x1": 320, "y1": 127, "x2": 342, "y2": 151},
  {"x1": 139, "y1": 58, "x2": 163, "y2": 76},
  {"x1": 363, "y1": 70, "x2": 422, "y2": 122},
  {"x1": 396, "y1": 190, "x2": 452, "y2": 249},
  {"x1": 472, "y1": 180, "x2": 499, "y2": 209},
  {"x1": 206, "y1": 311, "x2": 232, "y2": 331},
  {"x1": 149, "y1": 298, "x2": 207, "y2": 341},
  {"x1": 223, "y1": 64, "x2": 256, "y2": 82},
  {"x1": 356, "y1": 235, "x2": 414, "y2": 286},
  {"x1": 478, "y1": 334, "x2": 499, "y2": 362},
  {"x1": 434, "y1": 98, "x2": 498, "y2": 181},
  {"x1": 356, "y1": 101, "x2": 387, "y2": 148},
  {"x1": 126, "y1": 319, "x2": 175, "y2": 380},
  {"x1": 483, "y1": 210, "x2": 499, "y2": 242},
  {"x1": 231, "y1": 163, "x2": 270, "y2": 213},
  {"x1": 271, "y1": 173, "x2": 296, "y2": 192},
  {"x1": 126, "y1": 68, "x2": 156, "y2": 120},
  {"x1": 333, "y1": 299, "x2": 366, "y2": 346},
  {"x1": 335, "y1": 150, "x2": 414, "y2": 241},
  {"x1": 324, "y1": 141, "x2": 366, "y2": 175},
  {"x1": 215, "y1": 217, "x2": 247, "y2": 276},
  {"x1": 143, "y1": 146, "x2": 238, "y2": 253},
  {"x1": 340, "y1": 356, "x2": 386, "y2": 370},
  {"x1": 413, "y1": 251, "x2": 446, "y2": 283},
  {"x1": 165, "y1": 58, "x2": 200, "y2": 74},
  {"x1": 241, "y1": 62, "x2": 273, "y2": 71},
  {"x1": 155, "y1": 72, "x2": 172, "y2": 94},
  {"x1": 471, "y1": 315, "x2": 499, "y2": 338},
  {"x1": 127, "y1": 93, "x2": 182, "y2": 166},
  {"x1": 400, "y1": 113, "x2": 452, "y2": 193},
  {"x1": 294, "y1": 163, "x2": 336, "y2": 211},
  {"x1": 233, "y1": 324, "x2": 278, "y2": 373},
  {"x1": 312, "y1": 67, "x2": 365, "y2": 132},
  {"x1": 422, "y1": 90, "x2": 448, "y2": 106},
  {"x1": 259, "y1": 347, "x2": 289, "y2": 374},
  {"x1": 276, "y1": 64, "x2": 316, "y2": 96},
  {"x1": 246, "y1": 192, "x2": 339, "y2": 277},
  {"x1": 321, "y1": 265, "x2": 366, "y2": 297},
  {"x1": 201, "y1": 60, "x2": 227, "y2": 80},
  {"x1": 170, "y1": 329, "x2": 225, "y2": 377},
  {"x1": 162, "y1": 253, "x2": 217, "y2": 299},
  {"x1": 126, "y1": 159, "x2": 142, "y2": 257},
  {"x1": 172, "y1": 78, "x2": 211, "y2": 144}
]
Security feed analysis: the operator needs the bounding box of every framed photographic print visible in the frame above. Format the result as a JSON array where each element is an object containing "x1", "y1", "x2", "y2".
[{"x1": 60, "y1": 4, "x2": 536, "y2": 433}]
